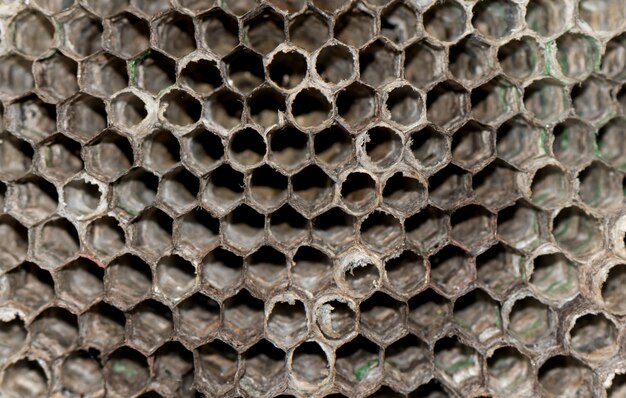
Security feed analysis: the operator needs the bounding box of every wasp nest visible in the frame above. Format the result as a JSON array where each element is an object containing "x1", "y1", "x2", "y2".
[{"x1": 1, "y1": 0, "x2": 626, "y2": 397}]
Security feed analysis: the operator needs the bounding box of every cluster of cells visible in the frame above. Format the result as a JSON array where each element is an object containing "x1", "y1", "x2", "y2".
[{"x1": 2, "y1": 0, "x2": 626, "y2": 397}]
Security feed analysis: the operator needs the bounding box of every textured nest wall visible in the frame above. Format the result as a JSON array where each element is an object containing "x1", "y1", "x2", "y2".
[{"x1": 2, "y1": 0, "x2": 626, "y2": 397}]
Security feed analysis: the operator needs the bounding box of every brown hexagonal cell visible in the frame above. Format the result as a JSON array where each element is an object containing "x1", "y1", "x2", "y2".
[
  {"x1": 81, "y1": 53, "x2": 129, "y2": 99},
  {"x1": 507, "y1": 296, "x2": 553, "y2": 346},
  {"x1": 0, "y1": 55, "x2": 34, "y2": 100},
  {"x1": 359, "y1": 40, "x2": 400, "y2": 88},
  {"x1": 556, "y1": 33, "x2": 600, "y2": 81},
  {"x1": 496, "y1": 116, "x2": 545, "y2": 170},
  {"x1": 152, "y1": 341, "x2": 194, "y2": 396},
  {"x1": 249, "y1": 88, "x2": 286, "y2": 129},
  {"x1": 195, "y1": 339, "x2": 238, "y2": 396},
  {"x1": 429, "y1": 245, "x2": 473, "y2": 297},
  {"x1": 471, "y1": 76, "x2": 520, "y2": 126},
  {"x1": 105, "y1": 254, "x2": 152, "y2": 310},
  {"x1": 153, "y1": 12, "x2": 196, "y2": 59},
  {"x1": 7, "y1": 95, "x2": 56, "y2": 143},
  {"x1": 384, "y1": 335, "x2": 430, "y2": 391},
  {"x1": 8, "y1": 175, "x2": 58, "y2": 226},
  {"x1": 472, "y1": 0, "x2": 521, "y2": 39},
  {"x1": 266, "y1": 297, "x2": 307, "y2": 349},
  {"x1": 404, "y1": 206, "x2": 449, "y2": 255},
  {"x1": 404, "y1": 40, "x2": 446, "y2": 89},
  {"x1": 240, "y1": 339, "x2": 286, "y2": 395},
  {"x1": 128, "y1": 299, "x2": 173, "y2": 354},
  {"x1": 34, "y1": 52, "x2": 78, "y2": 102},
  {"x1": 155, "y1": 254, "x2": 197, "y2": 303},
  {"x1": 63, "y1": 177, "x2": 103, "y2": 219},
  {"x1": 315, "y1": 296, "x2": 357, "y2": 342},
  {"x1": 433, "y1": 336, "x2": 481, "y2": 389},
  {"x1": 157, "y1": 167, "x2": 199, "y2": 215},
  {"x1": 290, "y1": 341, "x2": 331, "y2": 390},
  {"x1": 360, "y1": 210, "x2": 403, "y2": 253},
  {"x1": 246, "y1": 245, "x2": 288, "y2": 296},
  {"x1": 159, "y1": 89, "x2": 202, "y2": 127},
  {"x1": 60, "y1": 350, "x2": 104, "y2": 396},
  {"x1": 142, "y1": 129, "x2": 180, "y2": 175},
  {"x1": 11, "y1": 10, "x2": 55, "y2": 58},
  {"x1": 579, "y1": 0, "x2": 624, "y2": 32},
  {"x1": 244, "y1": 7, "x2": 285, "y2": 55},
  {"x1": 475, "y1": 243, "x2": 523, "y2": 300},
  {"x1": 176, "y1": 292, "x2": 220, "y2": 345},
  {"x1": 552, "y1": 206, "x2": 603, "y2": 260},
  {"x1": 427, "y1": 81, "x2": 469, "y2": 130},
  {"x1": 222, "y1": 289, "x2": 265, "y2": 349},
  {"x1": 30, "y1": 306, "x2": 79, "y2": 359},
  {"x1": 1, "y1": 359, "x2": 49, "y2": 398},
  {"x1": 37, "y1": 134, "x2": 83, "y2": 183},
  {"x1": 529, "y1": 253, "x2": 579, "y2": 305},
  {"x1": 59, "y1": 8, "x2": 103, "y2": 59},
  {"x1": 569, "y1": 312, "x2": 618, "y2": 362},
  {"x1": 113, "y1": 167, "x2": 158, "y2": 216},
  {"x1": 335, "y1": 8, "x2": 375, "y2": 48},
  {"x1": 449, "y1": 36, "x2": 493, "y2": 87},
  {"x1": 0, "y1": 262, "x2": 55, "y2": 316},
  {"x1": 200, "y1": 247, "x2": 244, "y2": 297},
  {"x1": 35, "y1": 217, "x2": 80, "y2": 268},
  {"x1": 336, "y1": 82, "x2": 377, "y2": 130},
  {"x1": 175, "y1": 208, "x2": 219, "y2": 257},
  {"x1": 453, "y1": 288, "x2": 502, "y2": 345},
  {"x1": 601, "y1": 264, "x2": 626, "y2": 315},
  {"x1": 201, "y1": 164, "x2": 244, "y2": 216},
  {"x1": 129, "y1": 208, "x2": 173, "y2": 260},
  {"x1": 290, "y1": 9, "x2": 330, "y2": 53},
  {"x1": 538, "y1": 355, "x2": 594, "y2": 397},
  {"x1": 552, "y1": 119, "x2": 595, "y2": 169},
  {"x1": 0, "y1": 317, "x2": 27, "y2": 365},
  {"x1": 85, "y1": 216, "x2": 125, "y2": 260},
  {"x1": 363, "y1": 126, "x2": 403, "y2": 169},
  {"x1": 291, "y1": 88, "x2": 332, "y2": 129},
  {"x1": 292, "y1": 246, "x2": 332, "y2": 294},
  {"x1": 335, "y1": 336, "x2": 382, "y2": 389},
  {"x1": 571, "y1": 77, "x2": 613, "y2": 122},
  {"x1": 316, "y1": 43, "x2": 355, "y2": 86},
  {"x1": 380, "y1": 2, "x2": 417, "y2": 45},
  {"x1": 60, "y1": 94, "x2": 107, "y2": 143},
  {"x1": 269, "y1": 204, "x2": 309, "y2": 248},
  {"x1": 497, "y1": 36, "x2": 541, "y2": 81},
  {"x1": 360, "y1": 292, "x2": 407, "y2": 345},
  {"x1": 523, "y1": 79, "x2": 569, "y2": 124},
  {"x1": 526, "y1": 0, "x2": 568, "y2": 37},
  {"x1": 104, "y1": 12, "x2": 150, "y2": 60},
  {"x1": 291, "y1": 164, "x2": 334, "y2": 215},
  {"x1": 57, "y1": 258, "x2": 104, "y2": 311},
  {"x1": 423, "y1": 0, "x2": 467, "y2": 42},
  {"x1": 105, "y1": 347, "x2": 150, "y2": 396},
  {"x1": 486, "y1": 346, "x2": 534, "y2": 396},
  {"x1": 341, "y1": 171, "x2": 378, "y2": 215},
  {"x1": 132, "y1": 51, "x2": 176, "y2": 95},
  {"x1": 222, "y1": 204, "x2": 265, "y2": 253}
]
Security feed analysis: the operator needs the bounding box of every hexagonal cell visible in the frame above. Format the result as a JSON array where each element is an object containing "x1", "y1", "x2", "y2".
[
  {"x1": 473, "y1": 163, "x2": 519, "y2": 214},
  {"x1": 129, "y1": 208, "x2": 173, "y2": 260},
  {"x1": 59, "y1": 8, "x2": 103, "y2": 59},
  {"x1": 0, "y1": 55, "x2": 34, "y2": 100},
  {"x1": 201, "y1": 164, "x2": 244, "y2": 216},
  {"x1": 291, "y1": 88, "x2": 332, "y2": 129},
  {"x1": 497, "y1": 36, "x2": 540, "y2": 82},
  {"x1": 152, "y1": 341, "x2": 194, "y2": 396},
  {"x1": 428, "y1": 165, "x2": 471, "y2": 211},
  {"x1": 476, "y1": 243, "x2": 523, "y2": 299},
  {"x1": 601, "y1": 264, "x2": 626, "y2": 315},
  {"x1": 553, "y1": 206, "x2": 602, "y2": 260},
  {"x1": 359, "y1": 40, "x2": 400, "y2": 88},
  {"x1": 11, "y1": 10, "x2": 55, "y2": 58},
  {"x1": 334, "y1": 8, "x2": 375, "y2": 48},
  {"x1": 113, "y1": 168, "x2": 158, "y2": 216},
  {"x1": 579, "y1": 0, "x2": 624, "y2": 32},
  {"x1": 529, "y1": 165, "x2": 570, "y2": 210},
  {"x1": 157, "y1": 168, "x2": 199, "y2": 215},
  {"x1": 385, "y1": 85, "x2": 424, "y2": 128},
  {"x1": 313, "y1": 125, "x2": 354, "y2": 170},
  {"x1": 141, "y1": 129, "x2": 179, "y2": 175},
  {"x1": 224, "y1": 48, "x2": 265, "y2": 95},
  {"x1": 405, "y1": 41, "x2": 446, "y2": 93},
  {"x1": 175, "y1": 208, "x2": 219, "y2": 257},
  {"x1": 35, "y1": 217, "x2": 80, "y2": 267},
  {"x1": 268, "y1": 50, "x2": 307, "y2": 91},
  {"x1": 249, "y1": 88, "x2": 286, "y2": 129},
  {"x1": 84, "y1": 216, "x2": 125, "y2": 260},
  {"x1": 291, "y1": 246, "x2": 331, "y2": 293},
  {"x1": 36, "y1": 135, "x2": 82, "y2": 183},
  {"x1": 60, "y1": 350, "x2": 104, "y2": 396},
  {"x1": 578, "y1": 161, "x2": 622, "y2": 211},
  {"x1": 7, "y1": 95, "x2": 56, "y2": 143},
  {"x1": 105, "y1": 347, "x2": 150, "y2": 396},
  {"x1": 496, "y1": 117, "x2": 545, "y2": 169},
  {"x1": 451, "y1": 122, "x2": 494, "y2": 172},
  {"x1": 453, "y1": 289, "x2": 502, "y2": 344},
  {"x1": 63, "y1": 178, "x2": 103, "y2": 219},
  {"x1": 240, "y1": 339, "x2": 286, "y2": 395},
  {"x1": 429, "y1": 245, "x2": 472, "y2": 297},
  {"x1": 128, "y1": 299, "x2": 173, "y2": 353},
  {"x1": 315, "y1": 44, "x2": 355, "y2": 86},
  {"x1": 200, "y1": 247, "x2": 244, "y2": 296},
  {"x1": 526, "y1": 0, "x2": 568, "y2": 37},
  {"x1": 0, "y1": 132, "x2": 34, "y2": 181},
  {"x1": 380, "y1": 2, "x2": 417, "y2": 45},
  {"x1": 407, "y1": 127, "x2": 449, "y2": 172},
  {"x1": 8, "y1": 176, "x2": 58, "y2": 226},
  {"x1": 153, "y1": 12, "x2": 196, "y2": 58},
  {"x1": 222, "y1": 289, "x2": 264, "y2": 348},
  {"x1": 244, "y1": 8, "x2": 285, "y2": 55},
  {"x1": 423, "y1": 0, "x2": 467, "y2": 42},
  {"x1": 450, "y1": 205, "x2": 495, "y2": 252},
  {"x1": 0, "y1": 262, "x2": 55, "y2": 315},
  {"x1": 181, "y1": 128, "x2": 223, "y2": 175},
  {"x1": 246, "y1": 245, "x2": 288, "y2": 296},
  {"x1": 360, "y1": 292, "x2": 407, "y2": 344},
  {"x1": 312, "y1": 207, "x2": 356, "y2": 253},
  {"x1": 384, "y1": 335, "x2": 430, "y2": 391},
  {"x1": 1, "y1": 359, "x2": 48, "y2": 398},
  {"x1": 0, "y1": 215, "x2": 28, "y2": 273},
  {"x1": 159, "y1": 88, "x2": 202, "y2": 128},
  {"x1": 339, "y1": 252, "x2": 381, "y2": 298},
  {"x1": 602, "y1": 33, "x2": 626, "y2": 81},
  {"x1": 472, "y1": 0, "x2": 521, "y2": 39},
  {"x1": 289, "y1": 10, "x2": 330, "y2": 53},
  {"x1": 266, "y1": 297, "x2": 307, "y2": 348},
  {"x1": 523, "y1": 79, "x2": 569, "y2": 124},
  {"x1": 0, "y1": 317, "x2": 26, "y2": 364},
  {"x1": 552, "y1": 119, "x2": 595, "y2": 169},
  {"x1": 33, "y1": 52, "x2": 78, "y2": 102},
  {"x1": 196, "y1": 9, "x2": 238, "y2": 56},
  {"x1": 405, "y1": 206, "x2": 449, "y2": 255},
  {"x1": 556, "y1": 33, "x2": 600, "y2": 81},
  {"x1": 155, "y1": 255, "x2": 196, "y2": 303},
  {"x1": 176, "y1": 292, "x2": 219, "y2": 345},
  {"x1": 269, "y1": 204, "x2": 309, "y2": 248},
  {"x1": 569, "y1": 312, "x2": 618, "y2": 362},
  {"x1": 363, "y1": 126, "x2": 403, "y2": 169},
  {"x1": 84, "y1": 132, "x2": 132, "y2": 184},
  {"x1": 335, "y1": 336, "x2": 382, "y2": 388},
  {"x1": 105, "y1": 254, "x2": 152, "y2": 309},
  {"x1": 449, "y1": 36, "x2": 493, "y2": 87},
  {"x1": 433, "y1": 336, "x2": 481, "y2": 389},
  {"x1": 341, "y1": 172, "x2": 378, "y2": 215},
  {"x1": 60, "y1": 94, "x2": 107, "y2": 143},
  {"x1": 222, "y1": 204, "x2": 265, "y2": 253},
  {"x1": 81, "y1": 53, "x2": 129, "y2": 98},
  {"x1": 487, "y1": 346, "x2": 534, "y2": 396},
  {"x1": 530, "y1": 253, "x2": 579, "y2": 305},
  {"x1": 132, "y1": 51, "x2": 176, "y2": 95},
  {"x1": 471, "y1": 77, "x2": 520, "y2": 126},
  {"x1": 314, "y1": 296, "x2": 356, "y2": 342},
  {"x1": 264, "y1": 127, "x2": 307, "y2": 175},
  {"x1": 195, "y1": 339, "x2": 238, "y2": 395},
  {"x1": 228, "y1": 127, "x2": 266, "y2": 169},
  {"x1": 598, "y1": 117, "x2": 626, "y2": 170},
  {"x1": 207, "y1": 88, "x2": 244, "y2": 130},
  {"x1": 30, "y1": 306, "x2": 78, "y2": 358},
  {"x1": 178, "y1": 59, "x2": 222, "y2": 97},
  {"x1": 426, "y1": 81, "x2": 469, "y2": 129},
  {"x1": 290, "y1": 164, "x2": 334, "y2": 214},
  {"x1": 57, "y1": 258, "x2": 103, "y2": 311},
  {"x1": 248, "y1": 165, "x2": 288, "y2": 212},
  {"x1": 572, "y1": 77, "x2": 613, "y2": 122},
  {"x1": 331, "y1": 87, "x2": 374, "y2": 135},
  {"x1": 382, "y1": 173, "x2": 426, "y2": 215},
  {"x1": 538, "y1": 356, "x2": 594, "y2": 397},
  {"x1": 507, "y1": 296, "x2": 552, "y2": 346},
  {"x1": 291, "y1": 341, "x2": 331, "y2": 389},
  {"x1": 104, "y1": 12, "x2": 150, "y2": 59},
  {"x1": 496, "y1": 201, "x2": 545, "y2": 251}
]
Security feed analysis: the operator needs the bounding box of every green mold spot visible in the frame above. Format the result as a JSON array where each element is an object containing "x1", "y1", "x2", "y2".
[
  {"x1": 353, "y1": 359, "x2": 378, "y2": 381},
  {"x1": 129, "y1": 50, "x2": 152, "y2": 86},
  {"x1": 111, "y1": 361, "x2": 138, "y2": 378}
]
